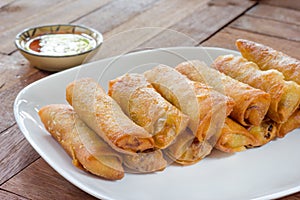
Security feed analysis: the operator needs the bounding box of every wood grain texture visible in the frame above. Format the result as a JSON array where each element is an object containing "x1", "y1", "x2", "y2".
[
  {"x1": 0, "y1": 190, "x2": 27, "y2": 200},
  {"x1": 0, "y1": 67, "x2": 49, "y2": 133},
  {"x1": 172, "y1": 0, "x2": 257, "y2": 39},
  {"x1": 247, "y1": 4, "x2": 300, "y2": 25},
  {"x1": 202, "y1": 27, "x2": 300, "y2": 59},
  {"x1": 0, "y1": 0, "x2": 112, "y2": 54},
  {"x1": 139, "y1": 0, "x2": 257, "y2": 49},
  {"x1": 229, "y1": 15, "x2": 300, "y2": 41},
  {"x1": 259, "y1": 0, "x2": 300, "y2": 10},
  {"x1": 0, "y1": 125, "x2": 40, "y2": 185},
  {"x1": 0, "y1": 52, "x2": 39, "y2": 93},
  {"x1": 0, "y1": 0, "x2": 63, "y2": 32},
  {"x1": 0, "y1": 159, "x2": 97, "y2": 200},
  {"x1": 91, "y1": 0, "x2": 211, "y2": 59},
  {"x1": 0, "y1": 0, "x2": 15, "y2": 8},
  {"x1": 280, "y1": 195, "x2": 300, "y2": 200},
  {"x1": 76, "y1": 0, "x2": 160, "y2": 35}
]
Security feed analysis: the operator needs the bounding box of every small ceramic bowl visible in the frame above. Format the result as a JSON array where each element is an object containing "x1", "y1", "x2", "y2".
[{"x1": 15, "y1": 24, "x2": 103, "y2": 71}]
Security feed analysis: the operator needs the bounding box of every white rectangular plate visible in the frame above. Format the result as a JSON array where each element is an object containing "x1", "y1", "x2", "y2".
[{"x1": 14, "y1": 47, "x2": 300, "y2": 200}]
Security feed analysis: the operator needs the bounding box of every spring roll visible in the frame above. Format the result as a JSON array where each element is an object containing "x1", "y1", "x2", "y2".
[
  {"x1": 38, "y1": 104, "x2": 124, "y2": 180},
  {"x1": 108, "y1": 73, "x2": 189, "y2": 149},
  {"x1": 66, "y1": 78, "x2": 154, "y2": 154},
  {"x1": 215, "y1": 118, "x2": 257, "y2": 153},
  {"x1": 176, "y1": 60, "x2": 271, "y2": 126},
  {"x1": 212, "y1": 55, "x2": 300, "y2": 123},
  {"x1": 164, "y1": 129, "x2": 212, "y2": 165},
  {"x1": 144, "y1": 65, "x2": 234, "y2": 143},
  {"x1": 277, "y1": 110, "x2": 300, "y2": 138},
  {"x1": 123, "y1": 150, "x2": 167, "y2": 173},
  {"x1": 247, "y1": 119, "x2": 277, "y2": 146},
  {"x1": 236, "y1": 39, "x2": 300, "y2": 85}
]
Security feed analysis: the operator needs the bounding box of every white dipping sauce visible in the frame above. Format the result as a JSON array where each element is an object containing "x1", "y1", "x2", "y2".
[{"x1": 25, "y1": 33, "x2": 97, "y2": 56}]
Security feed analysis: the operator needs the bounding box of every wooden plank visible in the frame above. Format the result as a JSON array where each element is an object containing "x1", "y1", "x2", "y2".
[
  {"x1": 259, "y1": 0, "x2": 300, "y2": 11},
  {"x1": 0, "y1": 190, "x2": 28, "y2": 200},
  {"x1": 91, "y1": 0, "x2": 210, "y2": 59},
  {"x1": 0, "y1": 52, "x2": 40, "y2": 93},
  {"x1": 0, "y1": 61, "x2": 50, "y2": 133},
  {"x1": 229, "y1": 15, "x2": 300, "y2": 42},
  {"x1": 201, "y1": 27, "x2": 300, "y2": 59},
  {"x1": 247, "y1": 4, "x2": 300, "y2": 25},
  {"x1": 0, "y1": 0, "x2": 112, "y2": 54},
  {"x1": 180, "y1": 0, "x2": 257, "y2": 36},
  {"x1": 0, "y1": 125, "x2": 40, "y2": 185},
  {"x1": 280, "y1": 193, "x2": 300, "y2": 200},
  {"x1": 0, "y1": 0, "x2": 16, "y2": 8},
  {"x1": 0, "y1": 159, "x2": 97, "y2": 200},
  {"x1": 139, "y1": 0, "x2": 257, "y2": 49},
  {"x1": 76, "y1": 0, "x2": 160, "y2": 34},
  {"x1": 0, "y1": 0, "x2": 63, "y2": 32}
]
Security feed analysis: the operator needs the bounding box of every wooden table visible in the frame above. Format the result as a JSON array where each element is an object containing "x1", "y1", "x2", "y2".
[{"x1": 0, "y1": 0, "x2": 299, "y2": 199}]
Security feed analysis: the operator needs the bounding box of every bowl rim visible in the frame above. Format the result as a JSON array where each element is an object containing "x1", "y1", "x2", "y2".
[{"x1": 14, "y1": 24, "x2": 103, "y2": 58}]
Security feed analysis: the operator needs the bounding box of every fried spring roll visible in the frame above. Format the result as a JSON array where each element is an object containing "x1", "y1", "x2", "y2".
[
  {"x1": 236, "y1": 39, "x2": 300, "y2": 85},
  {"x1": 176, "y1": 60, "x2": 271, "y2": 126},
  {"x1": 144, "y1": 65, "x2": 234, "y2": 143},
  {"x1": 164, "y1": 129, "x2": 212, "y2": 165},
  {"x1": 215, "y1": 118, "x2": 257, "y2": 153},
  {"x1": 39, "y1": 104, "x2": 124, "y2": 180},
  {"x1": 123, "y1": 150, "x2": 167, "y2": 173},
  {"x1": 212, "y1": 55, "x2": 300, "y2": 123},
  {"x1": 277, "y1": 110, "x2": 300, "y2": 138},
  {"x1": 108, "y1": 73, "x2": 189, "y2": 149},
  {"x1": 247, "y1": 119, "x2": 277, "y2": 146},
  {"x1": 66, "y1": 78, "x2": 154, "y2": 154}
]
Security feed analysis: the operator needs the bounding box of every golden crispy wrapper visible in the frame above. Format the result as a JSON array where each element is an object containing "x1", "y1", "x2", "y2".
[
  {"x1": 108, "y1": 73, "x2": 189, "y2": 149},
  {"x1": 39, "y1": 104, "x2": 124, "y2": 180},
  {"x1": 212, "y1": 55, "x2": 300, "y2": 123},
  {"x1": 123, "y1": 150, "x2": 167, "y2": 173},
  {"x1": 277, "y1": 110, "x2": 300, "y2": 138},
  {"x1": 236, "y1": 39, "x2": 300, "y2": 85},
  {"x1": 215, "y1": 118, "x2": 257, "y2": 153},
  {"x1": 164, "y1": 129, "x2": 212, "y2": 166},
  {"x1": 66, "y1": 78, "x2": 154, "y2": 154},
  {"x1": 176, "y1": 60, "x2": 271, "y2": 126},
  {"x1": 144, "y1": 65, "x2": 234, "y2": 143}
]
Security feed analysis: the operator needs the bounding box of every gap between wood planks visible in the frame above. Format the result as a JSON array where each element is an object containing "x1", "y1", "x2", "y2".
[
  {"x1": 0, "y1": 124, "x2": 41, "y2": 185},
  {"x1": 199, "y1": 1, "x2": 258, "y2": 46},
  {"x1": 69, "y1": 1, "x2": 113, "y2": 24},
  {"x1": 228, "y1": 25, "x2": 296, "y2": 42},
  {"x1": 0, "y1": 188, "x2": 29, "y2": 200},
  {"x1": 0, "y1": 0, "x2": 17, "y2": 9},
  {"x1": 202, "y1": 1, "x2": 300, "y2": 45},
  {"x1": 0, "y1": 155, "x2": 40, "y2": 186},
  {"x1": 243, "y1": 13, "x2": 300, "y2": 27},
  {"x1": 229, "y1": 15, "x2": 300, "y2": 42},
  {"x1": 258, "y1": 0, "x2": 300, "y2": 11},
  {"x1": 0, "y1": 123, "x2": 15, "y2": 135},
  {"x1": 201, "y1": 27, "x2": 300, "y2": 59},
  {"x1": 246, "y1": 4, "x2": 300, "y2": 26}
]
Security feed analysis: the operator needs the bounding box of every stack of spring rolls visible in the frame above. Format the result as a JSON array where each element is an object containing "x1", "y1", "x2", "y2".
[
  {"x1": 39, "y1": 39, "x2": 300, "y2": 180},
  {"x1": 212, "y1": 39, "x2": 300, "y2": 139}
]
